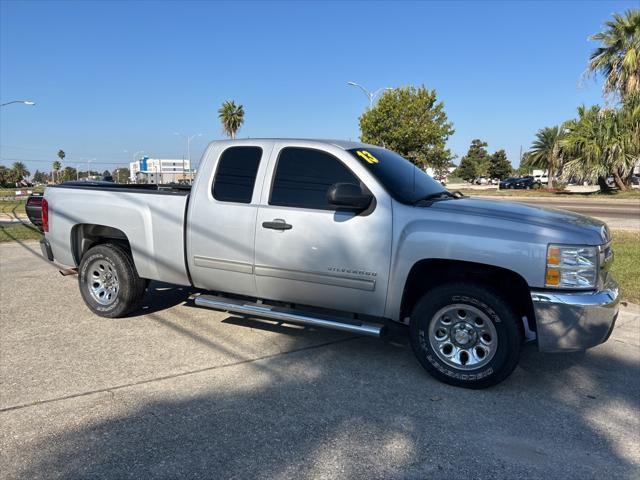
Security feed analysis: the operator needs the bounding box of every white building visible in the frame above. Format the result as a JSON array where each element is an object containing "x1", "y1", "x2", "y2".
[{"x1": 130, "y1": 158, "x2": 192, "y2": 184}]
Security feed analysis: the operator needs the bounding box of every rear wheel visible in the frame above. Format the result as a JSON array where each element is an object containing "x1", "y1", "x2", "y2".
[
  {"x1": 409, "y1": 282, "x2": 522, "y2": 388},
  {"x1": 78, "y1": 243, "x2": 146, "y2": 318}
]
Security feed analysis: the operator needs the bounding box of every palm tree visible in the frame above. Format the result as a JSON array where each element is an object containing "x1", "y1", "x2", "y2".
[
  {"x1": 54, "y1": 149, "x2": 65, "y2": 184},
  {"x1": 588, "y1": 9, "x2": 640, "y2": 101},
  {"x1": 52, "y1": 161, "x2": 61, "y2": 183},
  {"x1": 525, "y1": 126, "x2": 565, "y2": 189},
  {"x1": 218, "y1": 100, "x2": 244, "y2": 139},
  {"x1": 561, "y1": 103, "x2": 638, "y2": 191},
  {"x1": 11, "y1": 162, "x2": 30, "y2": 182}
]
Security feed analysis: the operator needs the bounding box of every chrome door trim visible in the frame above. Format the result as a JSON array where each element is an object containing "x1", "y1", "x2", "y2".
[
  {"x1": 193, "y1": 255, "x2": 254, "y2": 274},
  {"x1": 254, "y1": 265, "x2": 376, "y2": 291}
]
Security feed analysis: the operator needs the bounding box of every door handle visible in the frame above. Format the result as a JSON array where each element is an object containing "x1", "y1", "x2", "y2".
[{"x1": 262, "y1": 219, "x2": 292, "y2": 231}]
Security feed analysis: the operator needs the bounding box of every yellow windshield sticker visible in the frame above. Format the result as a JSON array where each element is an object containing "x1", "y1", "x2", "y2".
[{"x1": 356, "y1": 150, "x2": 379, "y2": 164}]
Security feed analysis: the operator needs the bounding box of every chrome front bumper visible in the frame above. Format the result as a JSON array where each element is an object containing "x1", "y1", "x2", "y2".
[{"x1": 531, "y1": 275, "x2": 619, "y2": 352}]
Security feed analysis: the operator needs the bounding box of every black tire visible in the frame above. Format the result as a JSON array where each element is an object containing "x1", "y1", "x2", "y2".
[
  {"x1": 409, "y1": 282, "x2": 522, "y2": 389},
  {"x1": 78, "y1": 243, "x2": 146, "y2": 318}
]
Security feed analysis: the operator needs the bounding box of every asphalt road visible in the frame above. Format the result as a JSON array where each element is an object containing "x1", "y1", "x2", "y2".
[{"x1": 1, "y1": 240, "x2": 639, "y2": 479}]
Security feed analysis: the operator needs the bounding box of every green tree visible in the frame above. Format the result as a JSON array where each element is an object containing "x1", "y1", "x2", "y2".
[
  {"x1": 515, "y1": 154, "x2": 533, "y2": 177},
  {"x1": 525, "y1": 126, "x2": 564, "y2": 189},
  {"x1": 0, "y1": 165, "x2": 13, "y2": 186},
  {"x1": 113, "y1": 167, "x2": 130, "y2": 183},
  {"x1": 61, "y1": 166, "x2": 77, "y2": 182},
  {"x1": 11, "y1": 162, "x2": 30, "y2": 182},
  {"x1": 562, "y1": 99, "x2": 639, "y2": 191},
  {"x1": 588, "y1": 9, "x2": 640, "y2": 101},
  {"x1": 454, "y1": 139, "x2": 490, "y2": 181},
  {"x1": 488, "y1": 150, "x2": 512, "y2": 180},
  {"x1": 218, "y1": 100, "x2": 245, "y2": 139},
  {"x1": 455, "y1": 157, "x2": 477, "y2": 181},
  {"x1": 32, "y1": 170, "x2": 44, "y2": 183},
  {"x1": 359, "y1": 85, "x2": 454, "y2": 170},
  {"x1": 52, "y1": 161, "x2": 61, "y2": 183}
]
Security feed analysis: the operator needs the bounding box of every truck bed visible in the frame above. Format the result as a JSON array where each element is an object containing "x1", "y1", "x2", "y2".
[
  {"x1": 53, "y1": 181, "x2": 192, "y2": 195},
  {"x1": 45, "y1": 182, "x2": 192, "y2": 286}
]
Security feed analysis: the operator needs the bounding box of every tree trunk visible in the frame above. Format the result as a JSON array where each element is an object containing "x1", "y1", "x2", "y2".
[
  {"x1": 613, "y1": 170, "x2": 626, "y2": 191},
  {"x1": 547, "y1": 164, "x2": 554, "y2": 189},
  {"x1": 597, "y1": 176, "x2": 611, "y2": 192}
]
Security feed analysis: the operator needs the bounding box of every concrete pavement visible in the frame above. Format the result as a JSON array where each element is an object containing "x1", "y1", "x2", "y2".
[{"x1": 1, "y1": 240, "x2": 639, "y2": 479}]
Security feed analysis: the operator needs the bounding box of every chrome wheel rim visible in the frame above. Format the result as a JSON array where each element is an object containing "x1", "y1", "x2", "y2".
[
  {"x1": 428, "y1": 304, "x2": 498, "y2": 370},
  {"x1": 87, "y1": 259, "x2": 119, "y2": 306}
]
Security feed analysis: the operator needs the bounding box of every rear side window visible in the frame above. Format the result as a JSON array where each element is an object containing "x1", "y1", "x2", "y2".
[
  {"x1": 212, "y1": 147, "x2": 263, "y2": 203},
  {"x1": 270, "y1": 147, "x2": 359, "y2": 210}
]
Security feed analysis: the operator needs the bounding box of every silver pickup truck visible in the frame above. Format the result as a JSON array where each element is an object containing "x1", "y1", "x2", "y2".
[{"x1": 40, "y1": 139, "x2": 619, "y2": 388}]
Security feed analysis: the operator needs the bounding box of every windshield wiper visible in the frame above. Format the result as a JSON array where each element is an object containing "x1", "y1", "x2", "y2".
[{"x1": 413, "y1": 190, "x2": 463, "y2": 206}]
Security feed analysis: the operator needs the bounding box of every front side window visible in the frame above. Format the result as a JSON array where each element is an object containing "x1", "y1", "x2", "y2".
[
  {"x1": 270, "y1": 147, "x2": 360, "y2": 210},
  {"x1": 212, "y1": 146, "x2": 263, "y2": 203}
]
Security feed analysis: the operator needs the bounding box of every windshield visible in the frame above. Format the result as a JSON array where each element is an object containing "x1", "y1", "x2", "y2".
[{"x1": 347, "y1": 147, "x2": 447, "y2": 204}]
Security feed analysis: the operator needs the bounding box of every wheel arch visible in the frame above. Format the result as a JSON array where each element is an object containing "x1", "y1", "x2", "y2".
[
  {"x1": 400, "y1": 258, "x2": 536, "y2": 333},
  {"x1": 71, "y1": 224, "x2": 132, "y2": 265}
]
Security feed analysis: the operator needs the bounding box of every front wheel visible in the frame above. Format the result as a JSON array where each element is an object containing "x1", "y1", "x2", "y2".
[
  {"x1": 409, "y1": 282, "x2": 522, "y2": 388},
  {"x1": 78, "y1": 243, "x2": 146, "y2": 318}
]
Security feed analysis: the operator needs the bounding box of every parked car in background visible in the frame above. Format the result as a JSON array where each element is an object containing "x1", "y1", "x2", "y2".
[
  {"x1": 474, "y1": 176, "x2": 489, "y2": 185},
  {"x1": 533, "y1": 174, "x2": 548, "y2": 185},
  {"x1": 513, "y1": 176, "x2": 542, "y2": 190},
  {"x1": 630, "y1": 175, "x2": 640, "y2": 189},
  {"x1": 499, "y1": 177, "x2": 521, "y2": 189}
]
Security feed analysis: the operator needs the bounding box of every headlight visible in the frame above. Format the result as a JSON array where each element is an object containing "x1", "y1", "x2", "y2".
[{"x1": 545, "y1": 244, "x2": 598, "y2": 289}]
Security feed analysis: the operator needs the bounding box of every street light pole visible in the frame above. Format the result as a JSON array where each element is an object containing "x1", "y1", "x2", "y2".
[
  {"x1": 0, "y1": 100, "x2": 36, "y2": 107},
  {"x1": 347, "y1": 82, "x2": 392, "y2": 108},
  {"x1": 86, "y1": 159, "x2": 94, "y2": 180},
  {"x1": 174, "y1": 132, "x2": 201, "y2": 183}
]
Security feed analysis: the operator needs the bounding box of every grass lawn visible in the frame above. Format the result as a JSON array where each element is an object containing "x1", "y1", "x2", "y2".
[
  {"x1": 0, "y1": 200, "x2": 26, "y2": 215},
  {"x1": 0, "y1": 223, "x2": 43, "y2": 242},
  {"x1": 611, "y1": 230, "x2": 640, "y2": 305},
  {"x1": 0, "y1": 186, "x2": 44, "y2": 196},
  {"x1": 457, "y1": 188, "x2": 640, "y2": 199}
]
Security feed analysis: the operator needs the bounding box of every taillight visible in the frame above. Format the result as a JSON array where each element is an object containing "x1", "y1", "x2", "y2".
[{"x1": 41, "y1": 198, "x2": 49, "y2": 232}]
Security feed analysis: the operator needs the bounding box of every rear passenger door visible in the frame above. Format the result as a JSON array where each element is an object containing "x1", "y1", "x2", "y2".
[
  {"x1": 253, "y1": 144, "x2": 392, "y2": 316},
  {"x1": 187, "y1": 144, "x2": 268, "y2": 296}
]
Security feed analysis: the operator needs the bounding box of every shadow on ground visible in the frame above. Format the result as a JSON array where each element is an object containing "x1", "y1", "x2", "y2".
[
  {"x1": 130, "y1": 281, "x2": 200, "y2": 317},
  {"x1": 6, "y1": 285, "x2": 638, "y2": 479}
]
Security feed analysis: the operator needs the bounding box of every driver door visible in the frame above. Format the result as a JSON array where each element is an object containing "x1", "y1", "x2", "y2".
[{"x1": 253, "y1": 143, "x2": 392, "y2": 316}]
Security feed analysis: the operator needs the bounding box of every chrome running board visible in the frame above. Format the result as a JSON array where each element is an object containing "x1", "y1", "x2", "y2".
[{"x1": 195, "y1": 294, "x2": 383, "y2": 337}]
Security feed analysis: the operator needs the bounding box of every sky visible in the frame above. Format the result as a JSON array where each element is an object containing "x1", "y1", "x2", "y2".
[{"x1": 0, "y1": 0, "x2": 637, "y2": 175}]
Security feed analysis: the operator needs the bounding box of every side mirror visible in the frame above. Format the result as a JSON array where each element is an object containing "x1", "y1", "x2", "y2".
[{"x1": 327, "y1": 183, "x2": 373, "y2": 211}]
